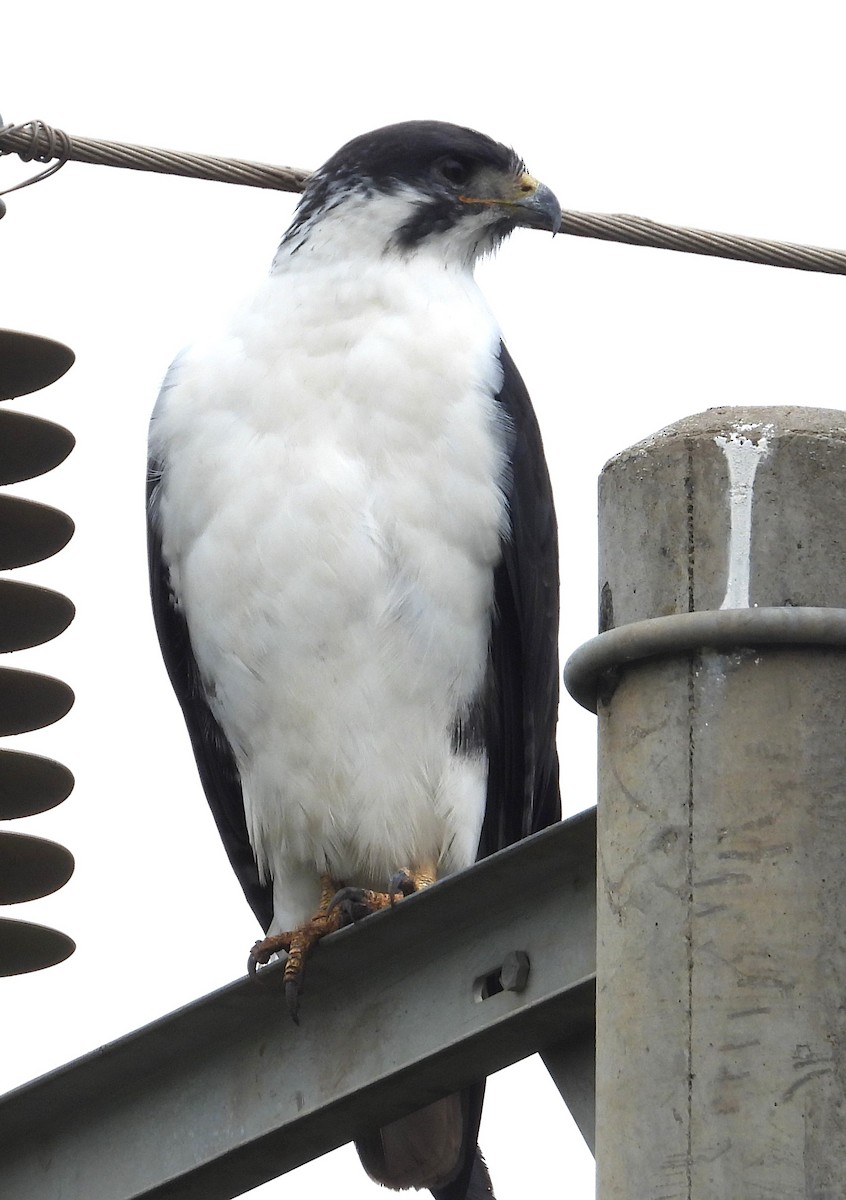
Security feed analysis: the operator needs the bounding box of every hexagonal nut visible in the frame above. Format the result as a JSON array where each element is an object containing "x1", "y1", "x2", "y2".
[{"x1": 499, "y1": 950, "x2": 530, "y2": 993}]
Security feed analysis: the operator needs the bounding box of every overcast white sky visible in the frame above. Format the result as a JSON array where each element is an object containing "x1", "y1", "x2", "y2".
[{"x1": 2, "y1": 2, "x2": 845, "y2": 1196}]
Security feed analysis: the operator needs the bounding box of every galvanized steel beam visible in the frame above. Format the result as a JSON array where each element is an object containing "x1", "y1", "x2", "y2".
[{"x1": 0, "y1": 809, "x2": 595, "y2": 1200}]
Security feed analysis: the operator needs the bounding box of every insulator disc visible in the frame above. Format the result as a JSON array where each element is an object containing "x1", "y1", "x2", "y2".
[
  {"x1": 0, "y1": 667, "x2": 74, "y2": 735},
  {"x1": 0, "y1": 330, "x2": 75, "y2": 400},
  {"x1": 0, "y1": 580, "x2": 74, "y2": 651},
  {"x1": 0, "y1": 917, "x2": 75, "y2": 975},
  {"x1": 0, "y1": 749, "x2": 74, "y2": 819},
  {"x1": 0, "y1": 410, "x2": 75, "y2": 484},
  {"x1": 0, "y1": 495, "x2": 74, "y2": 569},
  {"x1": 0, "y1": 830, "x2": 74, "y2": 903}
]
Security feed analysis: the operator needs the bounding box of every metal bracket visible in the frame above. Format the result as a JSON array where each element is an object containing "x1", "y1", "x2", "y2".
[
  {"x1": 563, "y1": 606, "x2": 846, "y2": 712},
  {"x1": 0, "y1": 809, "x2": 596, "y2": 1200}
]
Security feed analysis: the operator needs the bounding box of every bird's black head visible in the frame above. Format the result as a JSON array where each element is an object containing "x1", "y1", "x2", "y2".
[{"x1": 282, "y1": 121, "x2": 560, "y2": 260}]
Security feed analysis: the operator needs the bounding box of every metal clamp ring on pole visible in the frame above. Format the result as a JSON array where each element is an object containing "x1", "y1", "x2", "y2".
[{"x1": 563, "y1": 606, "x2": 846, "y2": 713}]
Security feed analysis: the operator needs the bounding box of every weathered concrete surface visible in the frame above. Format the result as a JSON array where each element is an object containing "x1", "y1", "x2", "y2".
[
  {"x1": 595, "y1": 407, "x2": 846, "y2": 1199},
  {"x1": 598, "y1": 406, "x2": 846, "y2": 627}
]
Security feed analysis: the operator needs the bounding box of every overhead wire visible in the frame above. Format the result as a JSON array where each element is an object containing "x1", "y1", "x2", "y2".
[{"x1": 2, "y1": 117, "x2": 846, "y2": 276}]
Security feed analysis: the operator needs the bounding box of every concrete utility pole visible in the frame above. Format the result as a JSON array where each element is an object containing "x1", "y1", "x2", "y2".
[{"x1": 567, "y1": 407, "x2": 846, "y2": 1198}]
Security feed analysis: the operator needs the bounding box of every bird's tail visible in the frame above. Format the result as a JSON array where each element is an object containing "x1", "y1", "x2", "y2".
[
  {"x1": 355, "y1": 1081, "x2": 495, "y2": 1198},
  {"x1": 432, "y1": 1144, "x2": 495, "y2": 1200}
]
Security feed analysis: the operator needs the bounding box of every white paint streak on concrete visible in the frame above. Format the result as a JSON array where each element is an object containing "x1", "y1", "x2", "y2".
[{"x1": 714, "y1": 424, "x2": 773, "y2": 609}]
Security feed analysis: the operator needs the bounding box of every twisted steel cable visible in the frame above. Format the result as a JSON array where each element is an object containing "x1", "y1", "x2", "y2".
[
  {"x1": 2, "y1": 118, "x2": 846, "y2": 275},
  {"x1": 0, "y1": 119, "x2": 310, "y2": 195}
]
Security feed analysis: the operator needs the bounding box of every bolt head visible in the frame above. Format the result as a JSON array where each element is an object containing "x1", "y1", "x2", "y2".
[{"x1": 500, "y1": 950, "x2": 530, "y2": 992}]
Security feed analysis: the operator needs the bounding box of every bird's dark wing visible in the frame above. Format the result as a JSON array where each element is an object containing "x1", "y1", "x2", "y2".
[
  {"x1": 147, "y1": 459, "x2": 274, "y2": 932},
  {"x1": 479, "y1": 340, "x2": 561, "y2": 858},
  {"x1": 433, "y1": 343, "x2": 559, "y2": 1200}
]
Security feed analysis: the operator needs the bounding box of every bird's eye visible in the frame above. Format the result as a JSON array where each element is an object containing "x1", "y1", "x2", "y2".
[{"x1": 436, "y1": 158, "x2": 472, "y2": 187}]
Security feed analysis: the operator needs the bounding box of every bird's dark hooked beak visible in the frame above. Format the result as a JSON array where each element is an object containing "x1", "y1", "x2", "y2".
[
  {"x1": 459, "y1": 172, "x2": 562, "y2": 235},
  {"x1": 509, "y1": 177, "x2": 562, "y2": 235}
]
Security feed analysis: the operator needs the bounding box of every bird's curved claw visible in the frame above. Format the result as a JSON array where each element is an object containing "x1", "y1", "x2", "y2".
[
  {"x1": 328, "y1": 885, "x2": 375, "y2": 921},
  {"x1": 247, "y1": 933, "x2": 291, "y2": 984},
  {"x1": 388, "y1": 868, "x2": 418, "y2": 904},
  {"x1": 327, "y1": 885, "x2": 398, "y2": 922},
  {"x1": 285, "y1": 977, "x2": 301, "y2": 1024}
]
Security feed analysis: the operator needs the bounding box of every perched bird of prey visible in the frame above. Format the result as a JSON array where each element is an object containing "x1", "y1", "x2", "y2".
[{"x1": 148, "y1": 120, "x2": 560, "y2": 1200}]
